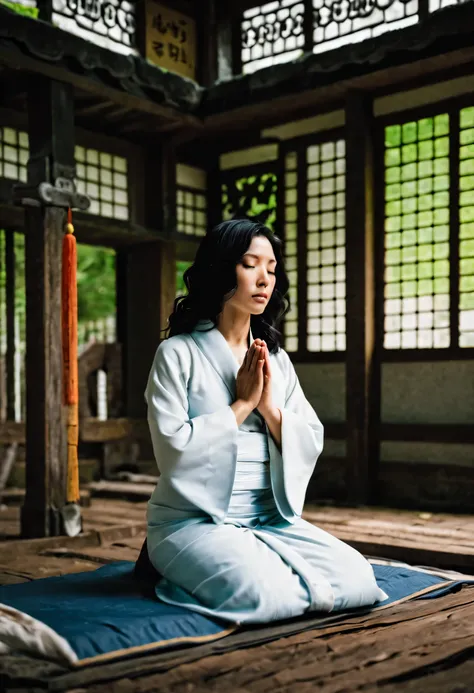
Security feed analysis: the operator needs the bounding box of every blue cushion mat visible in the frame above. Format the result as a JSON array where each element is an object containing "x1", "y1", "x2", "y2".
[{"x1": 0, "y1": 561, "x2": 471, "y2": 663}]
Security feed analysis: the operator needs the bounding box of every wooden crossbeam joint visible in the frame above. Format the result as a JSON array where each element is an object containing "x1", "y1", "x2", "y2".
[{"x1": 12, "y1": 178, "x2": 90, "y2": 211}]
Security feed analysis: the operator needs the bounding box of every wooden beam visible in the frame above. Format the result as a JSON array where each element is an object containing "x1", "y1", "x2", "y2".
[
  {"x1": 0, "y1": 200, "x2": 170, "y2": 249},
  {"x1": 21, "y1": 76, "x2": 75, "y2": 538},
  {"x1": 0, "y1": 42, "x2": 201, "y2": 131},
  {"x1": 75, "y1": 101, "x2": 116, "y2": 118},
  {"x1": 5, "y1": 420, "x2": 472, "y2": 446},
  {"x1": 202, "y1": 49, "x2": 474, "y2": 136},
  {"x1": 382, "y1": 347, "x2": 474, "y2": 361},
  {"x1": 449, "y1": 105, "x2": 461, "y2": 349},
  {"x1": 81, "y1": 418, "x2": 149, "y2": 443},
  {"x1": 5, "y1": 228, "x2": 15, "y2": 421},
  {"x1": 296, "y1": 144, "x2": 308, "y2": 357},
  {"x1": 344, "y1": 91, "x2": 379, "y2": 504},
  {"x1": 0, "y1": 417, "x2": 149, "y2": 445},
  {"x1": 380, "y1": 423, "x2": 474, "y2": 444}
]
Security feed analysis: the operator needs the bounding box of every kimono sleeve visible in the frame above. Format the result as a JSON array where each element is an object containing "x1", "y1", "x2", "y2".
[
  {"x1": 145, "y1": 338, "x2": 239, "y2": 521},
  {"x1": 268, "y1": 349, "x2": 324, "y2": 523}
]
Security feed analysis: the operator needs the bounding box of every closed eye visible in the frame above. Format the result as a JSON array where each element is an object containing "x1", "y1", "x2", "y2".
[{"x1": 243, "y1": 263, "x2": 276, "y2": 275}]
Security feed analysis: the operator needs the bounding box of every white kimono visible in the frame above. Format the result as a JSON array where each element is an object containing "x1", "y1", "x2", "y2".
[{"x1": 146, "y1": 320, "x2": 386, "y2": 624}]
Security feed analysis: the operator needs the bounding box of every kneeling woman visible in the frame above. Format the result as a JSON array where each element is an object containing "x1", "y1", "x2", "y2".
[{"x1": 145, "y1": 218, "x2": 387, "y2": 623}]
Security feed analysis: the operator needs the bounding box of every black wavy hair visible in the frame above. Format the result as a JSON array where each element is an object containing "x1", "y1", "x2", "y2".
[{"x1": 167, "y1": 218, "x2": 290, "y2": 353}]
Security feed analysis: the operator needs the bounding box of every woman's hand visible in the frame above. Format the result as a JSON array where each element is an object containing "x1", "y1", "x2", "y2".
[
  {"x1": 256, "y1": 340, "x2": 282, "y2": 447},
  {"x1": 235, "y1": 341, "x2": 265, "y2": 411},
  {"x1": 256, "y1": 340, "x2": 274, "y2": 418}
]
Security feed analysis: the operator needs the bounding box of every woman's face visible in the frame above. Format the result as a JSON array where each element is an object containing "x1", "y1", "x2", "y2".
[{"x1": 226, "y1": 235, "x2": 277, "y2": 316}]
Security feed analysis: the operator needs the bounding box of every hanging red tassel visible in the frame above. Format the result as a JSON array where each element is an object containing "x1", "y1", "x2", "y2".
[{"x1": 62, "y1": 208, "x2": 79, "y2": 503}]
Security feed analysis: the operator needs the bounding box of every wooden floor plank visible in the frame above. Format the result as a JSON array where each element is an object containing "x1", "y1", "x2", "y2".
[
  {"x1": 0, "y1": 555, "x2": 103, "y2": 580},
  {"x1": 303, "y1": 510, "x2": 474, "y2": 542},
  {"x1": 40, "y1": 544, "x2": 140, "y2": 564},
  {"x1": 372, "y1": 659, "x2": 474, "y2": 693},
  {"x1": 2, "y1": 498, "x2": 474, "y2": 578}
]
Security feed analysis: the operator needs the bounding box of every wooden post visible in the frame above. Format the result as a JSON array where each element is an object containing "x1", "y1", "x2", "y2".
[
  {"x1": 116, "y1": 242, "x2": 175, "y2": 419},
  {"x1": 5, "y1": 229, "x2": 15, "y2": 422},
  {"x1": 303, "y1": 0, "x2": 313, "y2": 54},
  {"x1": 21, "y1": 76, "x2": 75, "y2": 538},
  {"x1": 0, "y1": 233, "x2": 3, "y2": 423},
  {"x1": 144, "y1": 143, "x2": 177, "y2": 234},
  {"x1": 215, "y1": 5, "x2": 239, "y2": 80},
  {"x1": 36, "y1": 0, "x2": 53, "y2": 22},
  {"x1": 344, "y1": 91, "x2": 380, "y2": 505},
  {"x1": 206, "y1": 153, "x2": 222, "y2": 230},
  {"x1": 198, "y1": 0, "x2": 218, "y2": 86},
  {"x1": 117, "y1": 142, "x2": 177, "y2": 419}
]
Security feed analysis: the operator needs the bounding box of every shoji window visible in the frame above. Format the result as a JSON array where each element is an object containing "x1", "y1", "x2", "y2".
[
  {"x1": 282, "y1": 132, "x2": 346, "y2": 356},
  {"x1": 0, "y1": 127, "x2": 28, "y2": 182},
  {"x1": 75, "y1": 145, "x2": 129, "y2": 221},
  {"x1": 305, "y1": 138, "x2": 346, "y2": 352},
  {"x1": 383, "y1": 113, "x2": 450, "y2": 349},
  {"x1": 382, "y1": 104, "x2": 474, "y2": 350},
  {"x1": 176, "y1": 164, "x2": 207, "y2": 237}
]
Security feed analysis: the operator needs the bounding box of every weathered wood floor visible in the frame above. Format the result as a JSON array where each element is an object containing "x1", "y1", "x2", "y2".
[{"x1": 1, "y1": 497, "x2": 473, "y2": 692}]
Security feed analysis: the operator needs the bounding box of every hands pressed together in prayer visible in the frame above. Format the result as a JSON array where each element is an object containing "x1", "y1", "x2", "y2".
[
  {"x1": 232, "y1": 339, "x2": 282, "y2": 445},
  {"x1": 237, "y1": 339, "x2": 272, "y2": 414}
]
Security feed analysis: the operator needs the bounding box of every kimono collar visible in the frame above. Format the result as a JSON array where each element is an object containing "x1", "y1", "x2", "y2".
[{"x1": 191, "y1": 320, "x2": 254, "y2": 400}]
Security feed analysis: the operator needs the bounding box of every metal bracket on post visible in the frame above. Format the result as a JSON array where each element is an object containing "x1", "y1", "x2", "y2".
[{"x1": 13, "y1": 177, "x2": 91, "y2": 211}]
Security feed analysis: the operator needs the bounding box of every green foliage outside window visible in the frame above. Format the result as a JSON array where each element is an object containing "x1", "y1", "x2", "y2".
[
  {"x1": 0, "y1": 235, "x2": 116, "y2": 332},
  {"x1": 176, "y1": 260, "x2": 192, "y2": 297},
  {"x1": 384, "y1": 108, "x2": 474, "y2": 348},
  {"x1": 222, "y1": 172, "x2": 277, "y2": 230},
  {"x1": 76, "y1": 245, "x2": 116, "y2": 323},
  {"x1": 0, "y1": 0, "x2": 39, "y2": 18}
]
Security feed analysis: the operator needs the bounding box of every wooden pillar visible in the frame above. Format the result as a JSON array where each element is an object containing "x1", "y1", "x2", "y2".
[
  {"x1": 37, "y1": 0, "x2": 53, "y2": 22},
  {"x1": 303, "y1": 0, "x2": 313, "y2": 54},
  {"x1": 144, "y1": 143, "x2": 177, "y2": 234},
  {"x1": 206, "y1": 154, "x2": 222, "y2": 230},
  {"x1": 344, "y1": 91, "x2": 380, "y2": 505},
  {"x1": 5, "y1": 229, "x2": 15, "y2": 422},
  {"x1": 117, "y1": 142, "x2": 177, "y2": 419},
  {"x1": 21, "y1": 76, "x2": 75, "y2": 538},
  {"x1": 198, "y1": 0, "x2": 218, "y2": 86},
  {"x1": 215, "y1": 6, "x2": 240, "y2": 80},
  {"x1": 116, "y1": 242, "x2": 175, "y2": 419}
]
